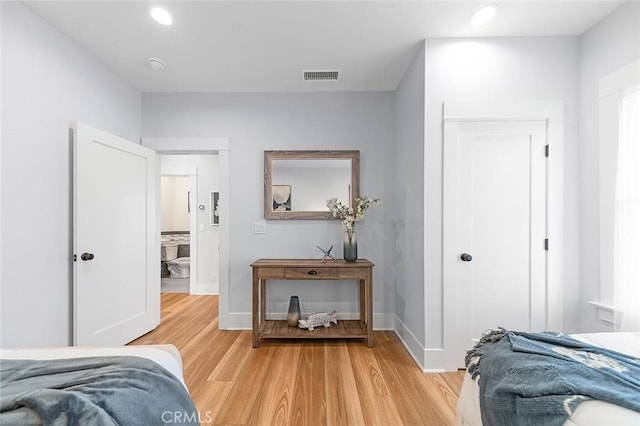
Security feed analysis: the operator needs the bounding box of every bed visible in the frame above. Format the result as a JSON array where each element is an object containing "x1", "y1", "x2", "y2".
[
  {"x1": 0, "y1": 344, "x2": 198, "y2": 425},
  {"x1": 456, "y1": 331, "x2": 640, "y2": 425}
]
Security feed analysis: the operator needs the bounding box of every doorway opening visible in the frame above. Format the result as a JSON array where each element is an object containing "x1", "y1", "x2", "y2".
[
  {"x1": 161, "y1": 175, "x2": 194, "y2": 293},
  {"x1": 159, "y1": 154, "x2": 221, "y2": 297},
  {"x1": 143, "y1": 137, "x2": 229, "y2": 329}
]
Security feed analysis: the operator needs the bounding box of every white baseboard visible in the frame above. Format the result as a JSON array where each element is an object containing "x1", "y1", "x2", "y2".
[
  {"x1": 223, "y1": 312, "x2": 445, "y2": 371},
  {"x1": 223, "y1": 313, "x2": 251, "y2": 330},
  {"x1": 393, "y1": 315, "x2": 445, "y2": 372},
  {"x1": 374, "y1": 313, "x2": 396, "y2": 330},
  {"x1": 393, "y1": 315, "x2": 425, "y2": 369},
  {"x1": 222, "y1": 313, "x2": 444, "y2": 370},
  {"x1": 219, "y1": 312, "x2": 396, "y2": 331},
  {"x1": 191, "y1": 281, "x2": 218, "y2": 295},
  {"x1": 423, "y1": 349, "x2": 445, "y2": 373},
  {"x1": 269, "y1": 312, "x2": 361, "y2": 321}
]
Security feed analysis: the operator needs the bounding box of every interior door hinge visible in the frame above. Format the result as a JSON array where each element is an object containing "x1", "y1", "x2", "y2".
[
  {"x1": 545, "y1": 145, "x2": 549, "y2": 157},
  {"x1": 544, "y1": 239, "x2": 549, "y2": 251}
]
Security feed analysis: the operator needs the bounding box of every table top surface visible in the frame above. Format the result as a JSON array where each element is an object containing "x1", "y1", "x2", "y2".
[{"x1": 251, "y1": 258, "x2": 374, "y2": 268}]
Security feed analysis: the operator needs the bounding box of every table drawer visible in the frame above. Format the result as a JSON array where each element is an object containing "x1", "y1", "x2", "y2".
[
  {"x1": 257, "y1": 267, "x2": 285, "y2": 279},
  {"x1": 285, "y1": 267, "x2": 365, "y2": 280}
]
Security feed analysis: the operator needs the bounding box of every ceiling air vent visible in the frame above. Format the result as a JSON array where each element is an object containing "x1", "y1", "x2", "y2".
[{"x1": 303, "y1": 69, "x2": 340, "y2": 82}]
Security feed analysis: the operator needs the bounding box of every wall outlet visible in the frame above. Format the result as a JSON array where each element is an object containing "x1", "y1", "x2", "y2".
[{"x1": 254, "y1": 221, "x2": 266, "y2": 234}]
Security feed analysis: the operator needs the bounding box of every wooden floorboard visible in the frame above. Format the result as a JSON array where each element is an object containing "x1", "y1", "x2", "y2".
[{"x1": 130, "y1": 294, "x2": 465, "y2": 425}]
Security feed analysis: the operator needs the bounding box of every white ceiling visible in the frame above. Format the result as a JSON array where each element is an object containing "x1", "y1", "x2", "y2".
[{"x1": 25, "y1": 1, "x2": 624, "y2": 92}]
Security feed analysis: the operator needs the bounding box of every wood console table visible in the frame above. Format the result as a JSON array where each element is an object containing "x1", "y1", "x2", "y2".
[{"x1": 251, "y1": 258, "x2": 374, "y2": 348}]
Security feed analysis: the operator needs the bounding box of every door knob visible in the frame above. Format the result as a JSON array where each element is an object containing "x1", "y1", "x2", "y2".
[
  {"x1": 81, "y1": 252, "x2": 95, "y2": 261},
  {"x1": 460, "y1": 253, "x2": 473, "y2": 262}
]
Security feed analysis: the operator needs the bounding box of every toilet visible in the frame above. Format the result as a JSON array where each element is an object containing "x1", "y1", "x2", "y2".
[
  {"x1": 166, "y1": 257, "x2": 190, "y2": 278},
  {"x1": 161, "y1": 243, "x2": 178, "y2": 262},
  {"x1": 161, "y1": 243, "x2": 190, "y2": 278}
]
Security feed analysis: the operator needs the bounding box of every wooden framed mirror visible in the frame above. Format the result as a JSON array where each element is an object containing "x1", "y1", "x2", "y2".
[{"x1": 264, "y1": 150, "x2": 360, "y2": 219}]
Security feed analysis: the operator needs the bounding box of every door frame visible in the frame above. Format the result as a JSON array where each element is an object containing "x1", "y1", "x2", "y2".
[
  {"x1": 142, "y1": 137, "x2": 230, "y2": 329},
  {"x1": 441, "y1": 101, "x2": 564, "y2": 371},
  {"x1": 161, "y1": 169, "x2": 198, "y2": 294}
]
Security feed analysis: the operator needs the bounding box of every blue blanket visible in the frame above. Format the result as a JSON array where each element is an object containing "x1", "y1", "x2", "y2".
[
  {"x1": 0, "y1": 355, "x2": 198, "y2": 426},
  {"x1": 465, "y1": 329, "x2": 640, "y2": 426}
]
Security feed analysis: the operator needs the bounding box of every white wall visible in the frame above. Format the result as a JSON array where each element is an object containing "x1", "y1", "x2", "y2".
[
  {"x1": 422, "y1": 37, "x2": 581, "y2": 363},
  {"x1": 142, "y1": 92, "x2": 395, "y2": 327},
  {"x1": 578, "y1": 1, "x2": 640, "y2": 332},
  {"x1": 393, "y1": 42, "x2": 427, "y2": 363},
  {"x1": 161, "y1": 176, "x2": 191, "y2": 232},
  {"x1": 161, "y1": 155, "x2": 220, "y2": 292},
  {"x1": 0, "y1": 2, "x2": 141, "y2": 347}
]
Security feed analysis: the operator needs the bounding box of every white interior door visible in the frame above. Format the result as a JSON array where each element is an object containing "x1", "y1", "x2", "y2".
[
  {"x1": 73, "y1": 122, "x2": 160, "y2": 346},
  {"x1": 443, "y1": 120, "x2": 547, "y2": 369}
]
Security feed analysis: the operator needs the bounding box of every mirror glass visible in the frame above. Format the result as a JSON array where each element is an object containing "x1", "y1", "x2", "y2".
[{"x1": 264, "y1": 151, "x2": 359, "y2": 219}]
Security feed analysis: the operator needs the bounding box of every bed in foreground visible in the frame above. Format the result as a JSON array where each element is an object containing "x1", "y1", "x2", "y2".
[
  {"x1": 0, "y1": 345, "x2": 197, "y2": 425},
  {"x1": 456, "y1": 331, "x2": 640, "y2": 425}
]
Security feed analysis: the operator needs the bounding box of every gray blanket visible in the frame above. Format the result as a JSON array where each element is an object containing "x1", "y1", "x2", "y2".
[
  {"x1": 0, "y1": 355, "x2": 198, "y2": 425},
  {"x1": 466, "y1": 329, "x2": 640, "y2": 426}
]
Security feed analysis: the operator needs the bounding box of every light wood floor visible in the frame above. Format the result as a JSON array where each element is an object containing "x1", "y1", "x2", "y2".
[{"x1": 130, "y1": 293, "x2": 465, "y2": 425}]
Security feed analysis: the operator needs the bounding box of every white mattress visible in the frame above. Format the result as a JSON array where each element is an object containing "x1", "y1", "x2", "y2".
[
  {"x1": 456, "y1": 332, "x2": 640, "y2": 426},
  {"x1": 0, "y1": 344, "x2": 186, "y2": 389}
]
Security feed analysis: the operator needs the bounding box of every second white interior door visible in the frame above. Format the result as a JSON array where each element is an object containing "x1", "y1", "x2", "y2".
[{"x1": 444, "y1": 119, "x2": 548, "y2": 368}]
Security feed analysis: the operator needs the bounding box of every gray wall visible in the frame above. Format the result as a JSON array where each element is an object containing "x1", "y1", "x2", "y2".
[
  {"x1": 393, "y1": 42, "x2": 426, "y2": 358},
  {"x1": 424, "y1": 37, "x2": 581, "y2": 354},
  {"x1": 142, "y1": 92, "x2": 396, "y2": 326},
  {"x1": 0, "y1": 2, "x2": 141, "y2": 347},
  {"x1": 578, "y1": 1, "x2": 640, "y2": 332}
]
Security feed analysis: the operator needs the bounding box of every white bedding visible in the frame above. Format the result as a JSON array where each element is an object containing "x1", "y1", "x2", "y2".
[
  {"x1": 456, "y1": 332, "x2": 640, "y2": 426},
  {"x1": 0, "y1": 344, "x2": 186, "y2": 389}
]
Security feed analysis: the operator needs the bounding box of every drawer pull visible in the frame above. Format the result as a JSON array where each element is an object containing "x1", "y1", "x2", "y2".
[{"x1": 307, "y1": 269, "x2": 318, "y2": 275}]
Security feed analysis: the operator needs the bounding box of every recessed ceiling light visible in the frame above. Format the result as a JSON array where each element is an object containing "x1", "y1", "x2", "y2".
[
  {"x1": 469, "y1": 4, "x2": 499, "y2": 26},
  {"x1": 148, "y1": 58, "x2": 166, "y2": 71},
  {"x1": 150, "y1": 7, "x2": 172, "y2": 26}
]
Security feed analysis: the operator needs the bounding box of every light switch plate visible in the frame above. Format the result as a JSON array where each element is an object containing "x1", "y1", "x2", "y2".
[{"x1": 254, "y1": 221, "x2": 266, "y2": 234}]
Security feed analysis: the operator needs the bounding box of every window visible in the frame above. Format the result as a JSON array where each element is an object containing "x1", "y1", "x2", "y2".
[
  {"x1": 597, "y1": 60, "x2": 640, "y2": 327},
  {"x1": 613, "y1": 88, "x2": 640, "y2": 331}
]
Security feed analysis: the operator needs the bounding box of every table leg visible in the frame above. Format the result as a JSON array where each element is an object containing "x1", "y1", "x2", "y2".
[
  {"x1": 252, "y1": 269, "x2": 259, "y2": 348},
  {"x1": 360, "y1": 279, "x2": 365, "y2": 322},
  {"x1": 366, "y1": 268, "x2": 373, "y2": 348},
  {"x1": 260, "y1": 279, "x2": 266, "y2": 329}
]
